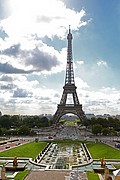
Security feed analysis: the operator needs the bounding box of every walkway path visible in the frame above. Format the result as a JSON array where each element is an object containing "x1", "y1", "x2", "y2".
[
  {"x1": 25, "y1": 170, "x2": 71, "y2": 180},
  {"x1": 25, "y1": 170, "x2": 88, "y2": 180}
]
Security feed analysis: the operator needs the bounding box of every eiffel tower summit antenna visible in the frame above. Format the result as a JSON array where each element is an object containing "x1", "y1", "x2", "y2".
[{"x1": 53, "y1": 26, "x2": 86, "y2": 124}]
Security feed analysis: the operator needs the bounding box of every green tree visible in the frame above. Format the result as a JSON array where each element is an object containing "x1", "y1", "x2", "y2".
[
  {"x1": 97, "y1": 118, "x2": 108, "y2": 128},
  {"x1": 0, "y1": 128, "x2": 2, "y2": 136},
  {"x1": 102, "y1": 128, "x2": 110, "y2": 135},
  {"x1": 92, "y1": 124, "x2": 102, "y2": 135},
  {"x1": 110, "y1": 129, "x2": 117, "y2": 136},
  {"x1": 10, "y1": 115, "x2": 21, "y2": 127},
  {"x1": 108, "y1": 117, "x2": 116, "y2": 128},
  {"x1": 82, "y1": 118, "x2": 91, "y2": 127},
  {"x1": 8, "y1": 129, "x2": 18, "y2": 136},
  {"x1": 90, "y1": 117, "x2": 98, "y2": 125},
  {"x1": 18, "y1": 125, "x2": 30, "y2": 135},
  {"x1": 23, "y1": 117, "x2": 36, "y2": 128},
  {"x1": 0, "y1": 115, "x2": 11, "y2": 129},
  {"x1": 38, "y1": 117, "x2": 49, "y2": 127}
]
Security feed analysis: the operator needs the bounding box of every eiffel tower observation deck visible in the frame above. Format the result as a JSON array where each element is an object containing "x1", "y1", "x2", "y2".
[{"x1": 53, "y1": 26, "x2": 86, "y2": 124}]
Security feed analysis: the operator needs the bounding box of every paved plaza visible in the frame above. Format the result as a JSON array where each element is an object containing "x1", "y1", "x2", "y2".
[{"x1": 25, "y1": 170, "x2": 88, "y2": 180}]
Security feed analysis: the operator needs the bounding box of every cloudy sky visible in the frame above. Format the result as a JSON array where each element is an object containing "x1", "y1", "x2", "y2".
[{"x1": 0, "y1": 0, "x2": 120, "y2": 116}]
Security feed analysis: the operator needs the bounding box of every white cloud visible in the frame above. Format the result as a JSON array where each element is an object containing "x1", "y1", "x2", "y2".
[
  {"x1": 1, "y1": 0, "x2": 88, "y2": 39},
  {"x1": 80, "y1": 86, "x2": 120, "y2": 115},
  {"x1": 0, "y1": 39, "x2": 62, "y2": 74},
  {"x1": 75, "y1": 77, "x2": 89, "y2": 89},
  {"x1": 76, "y1": 61, "x2": 84, "y2": 65},
  {"x1": 0, "y1": 73, "x2": 60, "y2": 115},
  {"x1": 0, "y1": 72, "x2": 120, "y2": 115},
  {"x1": 0, "y1": 0, "x2": 90, "y2": 78},
  {"x1": 97, "y1": 60, "x2": 108, "y2": 68}
]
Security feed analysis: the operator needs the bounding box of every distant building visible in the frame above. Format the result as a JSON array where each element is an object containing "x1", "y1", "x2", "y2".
[
  {"x1": 86, "y1": 114, "x2": 95, "y2": 119},
  {"x1": 96, "y1": 114, "x2": 110, "y2": 119},
  {"x1": 116, "y1": 115, "x2": 120, "y2": 119}
]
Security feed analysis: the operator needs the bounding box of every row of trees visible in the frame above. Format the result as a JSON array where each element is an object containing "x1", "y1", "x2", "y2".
[
  {"x1": 83, "y1": 117, "x2": 120, "y2": 135},
  {"x1": 0, "y1": 114, "x2": 120, "y2": 136},
  {"x1": 0, "y1": 115, "x2": 52, "y2": 136},
  {"x1": 0, "y1": 125, "x2": 36, "y2": 136},
  {"x1": 0, "y1": 115, "x2": 52, "y2": 129}
]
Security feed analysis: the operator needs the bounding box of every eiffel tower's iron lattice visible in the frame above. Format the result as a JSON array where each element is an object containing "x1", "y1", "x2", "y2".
[{"x1": 53, "y1": 26, "x2": 86, "y2": 124}]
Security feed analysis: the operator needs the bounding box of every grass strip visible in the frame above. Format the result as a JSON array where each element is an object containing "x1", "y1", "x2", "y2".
[
  {"x1": 86, "y1": 142, "x2": 120, "y2": 159},
  {"x1": 14, "y1": 170, "x2": 29, "y2": 180},
  {"x1": 114, "y1": 164, "x2": 120, "y2": 169},
  {"x1": 87, "y1": 171, "x2": 99, "y2": 180},
  {"x1": 0, "y1": 141, "x2": 47, "y2": 158}
]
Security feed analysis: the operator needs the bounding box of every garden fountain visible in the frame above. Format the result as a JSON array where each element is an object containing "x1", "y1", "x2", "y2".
[{"x1": 30, "y1": 142, "x2": 93, "y2": 170}]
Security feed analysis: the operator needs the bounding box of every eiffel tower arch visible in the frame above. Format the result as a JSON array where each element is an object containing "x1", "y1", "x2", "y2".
[{"x1": 53, "y1": 26, "x2": 86, "y2": 124}]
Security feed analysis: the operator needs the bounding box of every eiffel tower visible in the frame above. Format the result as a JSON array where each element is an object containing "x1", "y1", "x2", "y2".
[{"x1": 53, "y1": 26, "x2": 86, "y2": 124}]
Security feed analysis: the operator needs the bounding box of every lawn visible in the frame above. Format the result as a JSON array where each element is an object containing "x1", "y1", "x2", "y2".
[
  {"x1": 87, "y1": 171, "x2": 99, "y2": 180},
  {"x1": 86, "y1": 142, "x2": 120, "y2": 159},
  {"x1": 0, "y1": 141, "x2": 47, "y2": 158},
  {"x1": 14, "y1": 170, "x2": 29, "y2": 180}
]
